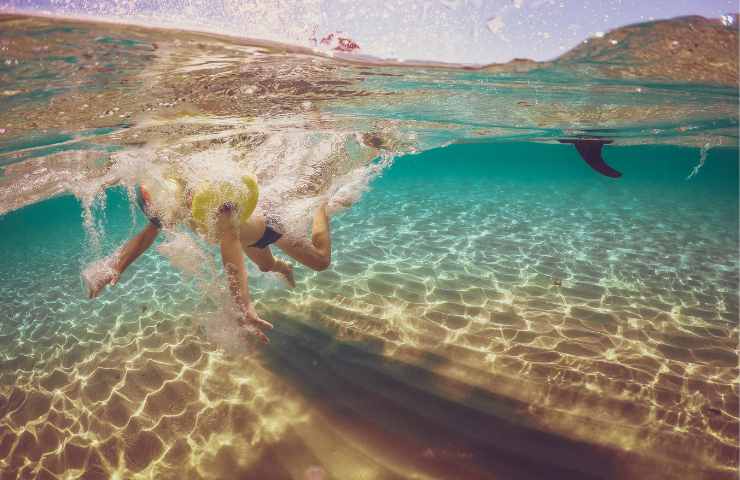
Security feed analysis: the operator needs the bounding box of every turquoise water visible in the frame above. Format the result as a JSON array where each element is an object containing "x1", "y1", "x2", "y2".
[
  {"x1": 1, "y1": 141, "x2": 737, "y2": 479},
  {"x1": 0, "y1": 13, "x2": 738, "y2": 480}
]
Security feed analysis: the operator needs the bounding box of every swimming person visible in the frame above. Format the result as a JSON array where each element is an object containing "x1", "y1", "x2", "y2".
[{"x1": 85, "y1": 174, "x2": 335, "y2": 344}]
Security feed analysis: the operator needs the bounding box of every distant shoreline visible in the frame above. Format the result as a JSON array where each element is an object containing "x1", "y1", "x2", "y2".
[
  {"x1": 0, "y1": 10, "x2": 495, "y2": 71},
  {"x1": 2, "y1": 10, "x2": 736, "y2": 86}
]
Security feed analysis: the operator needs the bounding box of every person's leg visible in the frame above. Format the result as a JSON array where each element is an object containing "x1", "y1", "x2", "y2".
[
  {"x1": 216, "y1": 209, "x2": 272, "y2": 343},
  {"x1": 311, "y1": 203, "x2": 331, "y2": 259},
  {"x1": 275, "y1": 203, "x2": 331, "y2": 271},
  {"x1": 244, "y1": 245, "x2": 296, "y2": 288}
]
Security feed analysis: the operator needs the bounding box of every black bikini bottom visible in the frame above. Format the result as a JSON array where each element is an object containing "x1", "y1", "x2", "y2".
[{"x1": 249, "y1": 225, "x2": 282, "y2": 249}]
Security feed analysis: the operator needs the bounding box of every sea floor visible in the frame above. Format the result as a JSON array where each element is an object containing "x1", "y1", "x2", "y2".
[{"x1": 0, "y1": 143, "x2": 738, "y2": 479}]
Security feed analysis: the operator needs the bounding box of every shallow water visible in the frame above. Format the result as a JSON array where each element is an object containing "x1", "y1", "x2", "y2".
[{"x1": 0, "y1": 13, "x2": 738, "y2": 480}]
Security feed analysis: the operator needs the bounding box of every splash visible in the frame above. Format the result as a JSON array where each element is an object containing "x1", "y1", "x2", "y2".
[{"x1": 157, "y1": 230, "x2": 215, "y2": 279}]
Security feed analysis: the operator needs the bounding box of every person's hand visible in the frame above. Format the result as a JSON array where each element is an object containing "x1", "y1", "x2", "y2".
[
  {"x1": 238, "y1": 304, "x2": 273, "y2": 344},
  {"x1": 85, "y1": 265, "x2": 120, "y2": 299}
]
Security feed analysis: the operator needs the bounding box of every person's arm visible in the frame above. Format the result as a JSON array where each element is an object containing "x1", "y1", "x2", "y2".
[
  {"x1": 86, "y1": 222, "x2": 160, "y2": 298},
  {"x1": 216, "y1": 209, "x2": 273, "y2": 343},
  {"x1": 114, "y1": 222, "x2": 161, "y2": 274}
]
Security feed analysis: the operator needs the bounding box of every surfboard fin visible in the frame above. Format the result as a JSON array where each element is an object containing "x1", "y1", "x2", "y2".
[{"x1": 559, "y1": 138, "x2": 621, "y2": 178}]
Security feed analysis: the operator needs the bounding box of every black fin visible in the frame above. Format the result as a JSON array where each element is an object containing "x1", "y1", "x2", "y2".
[{"x1": 559, "y1": 138, "x2": 621, "y2": 178}]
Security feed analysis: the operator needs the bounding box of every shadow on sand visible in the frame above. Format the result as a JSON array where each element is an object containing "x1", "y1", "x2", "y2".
[{"x1": 245, "y1": 308, "x2": 670, "y2": 480}]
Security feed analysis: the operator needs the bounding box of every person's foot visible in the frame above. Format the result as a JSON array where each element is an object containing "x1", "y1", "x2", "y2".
[
  {"x1": 327, "y1": 195, "x2": 353, "y2": 215},
  {"x1": 326, "y1": 182, "x2": 357, "y2": 215}
]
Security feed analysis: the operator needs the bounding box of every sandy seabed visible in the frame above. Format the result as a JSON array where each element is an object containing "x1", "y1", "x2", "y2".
[{"x1": 0, "y1": 177, "x2": 738, "y2": 480}]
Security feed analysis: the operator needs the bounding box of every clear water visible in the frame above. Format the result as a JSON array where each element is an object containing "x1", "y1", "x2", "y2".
[{"x1": 0, "y1": 14, "x2": 738, "y2": 480}]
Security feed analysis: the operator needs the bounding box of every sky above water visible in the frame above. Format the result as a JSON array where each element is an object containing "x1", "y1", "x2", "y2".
[{"x1": 2, "y1": 0, "x2": 737, "y2": 63}]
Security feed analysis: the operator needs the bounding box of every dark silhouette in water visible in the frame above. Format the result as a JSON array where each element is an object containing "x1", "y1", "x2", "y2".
[{"x1": 559, "y1": 138, "x2": 621, "y2": 178}]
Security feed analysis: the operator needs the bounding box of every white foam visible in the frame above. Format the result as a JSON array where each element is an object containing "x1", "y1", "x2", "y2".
[{"x1": 157, "y1": 230, "x2": 215, "y2": 279}]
